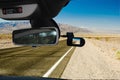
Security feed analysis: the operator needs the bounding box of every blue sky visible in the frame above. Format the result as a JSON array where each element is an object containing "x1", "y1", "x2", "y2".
[
  {"x1": 55, "y1": 0, "x2": 120, "y2": 31},
  {"x1": 0, "y1": 0, "x2": 120, "y2": 31}
]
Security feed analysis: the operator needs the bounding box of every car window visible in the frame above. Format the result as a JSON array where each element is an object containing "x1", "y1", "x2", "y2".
[{"x1": 0, "y1": 0, "x2": 120, "y2": 79}]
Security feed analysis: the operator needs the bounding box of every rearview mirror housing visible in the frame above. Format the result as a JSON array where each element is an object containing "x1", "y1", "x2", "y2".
[{"x1": 12, "y1": 27, "x2": 59, "y2": 46}]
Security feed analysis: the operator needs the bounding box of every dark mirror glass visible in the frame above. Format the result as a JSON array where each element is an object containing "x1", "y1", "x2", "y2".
[{"x1": 13, "y1": 27, "x2": 58, "y2": 46}]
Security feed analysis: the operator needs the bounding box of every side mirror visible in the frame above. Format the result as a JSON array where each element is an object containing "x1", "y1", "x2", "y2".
[{"x1": 12, "y1": 27, "x2": 59, "y2": 46}]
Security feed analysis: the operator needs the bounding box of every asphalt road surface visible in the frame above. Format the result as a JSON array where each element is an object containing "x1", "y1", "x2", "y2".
[
  {"x1": 0, "y1": 40, "x2": 73, "y2": 78},
  {"x1": 1, "y1": 38, "x2": 120, "y2": 79}
]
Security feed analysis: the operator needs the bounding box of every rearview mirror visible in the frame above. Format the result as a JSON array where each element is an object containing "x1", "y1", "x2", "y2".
[{"x1": 13, "y1": 27, "x2": 59, "y2": 46}]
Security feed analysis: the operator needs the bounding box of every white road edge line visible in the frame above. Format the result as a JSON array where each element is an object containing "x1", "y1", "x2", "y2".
[{"x1": 43, "y1": 47, "x2": 74, "y2": 77}]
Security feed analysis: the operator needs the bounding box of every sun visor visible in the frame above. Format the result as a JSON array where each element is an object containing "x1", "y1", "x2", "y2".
[
  {"x1": 0, "y1": 0, "x2": 70, "y2": 20},
  {"x1": 0, "y1": 4, "x2": 40, "y2": 20}
]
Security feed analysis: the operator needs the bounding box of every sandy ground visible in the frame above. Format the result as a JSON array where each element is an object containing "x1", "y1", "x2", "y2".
[
  {"x1": 0, "y1": 39, "x2": 20, "y2": 49},
  {"x1": 0, "y1": 37, "x2": 66, "y2": 49},
  {"x1": 75, "y1": 33, "x2": 120, "y2": 38},
  {"x1": 61, "y1": 38, "x2": 120, "y2": 79}
]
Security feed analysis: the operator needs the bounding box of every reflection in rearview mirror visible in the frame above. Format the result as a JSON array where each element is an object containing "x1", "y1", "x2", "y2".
[{"x1": 13, "y1": 27, "x2": 59, "y2": 46}]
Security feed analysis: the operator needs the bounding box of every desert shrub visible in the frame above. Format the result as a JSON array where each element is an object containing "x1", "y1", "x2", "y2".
[
  {"x1": 0, "y1": 34, "x2": 12, "y2": 39},
  {"x1": 105, "y1": 37, "x2": 109, "y2": 42},
  {"x1": 86, "y1": 37, "x2": 92, "y2": 39},
  {"x1": 112, "y1": 48, "x2": 117, "y2": 51},
  {"x1": 116, "y1": 51, "x2": 120, "y2": 59},
  {"x1": 95, "y1": 37, "x2": 101, "y2": 40}
]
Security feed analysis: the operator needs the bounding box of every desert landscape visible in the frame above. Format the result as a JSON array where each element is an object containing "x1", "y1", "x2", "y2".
[
  {"x1": 0, "y1": 22, "x2": 120, "y2": 79},
  {"x1": 0, "y1": 34, "x2": 20, "y2": 49},
  {"x1": 0, "y1": 22, "x2": 90, "y2": 49},
  {"x1": 62, "y1": 35, "x2": 120, "y2": 79},
  {"x1": 1, "y1": 33, "x2": 120, "y2": 79}
]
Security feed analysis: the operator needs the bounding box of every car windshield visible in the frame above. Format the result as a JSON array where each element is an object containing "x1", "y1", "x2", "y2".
[{"x1": 0, "y1": 0, "x2": 120, "y2": 79}]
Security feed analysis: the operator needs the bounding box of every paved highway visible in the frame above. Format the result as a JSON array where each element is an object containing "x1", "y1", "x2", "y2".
[{"x1": 0, "y1": 40, "x2": 74, "y2": 78}]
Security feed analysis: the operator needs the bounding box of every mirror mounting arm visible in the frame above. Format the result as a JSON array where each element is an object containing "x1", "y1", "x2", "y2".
[{"x1": 30, "y1": 19, "x2": 52, "y2": 28}]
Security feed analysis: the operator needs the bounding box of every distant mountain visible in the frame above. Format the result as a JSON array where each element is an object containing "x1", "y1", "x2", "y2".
[
  {"x1": 0, "y1": 21, "x2": 30, "y2": 27},
  {"x1": 0, "y1": 21, "x2": 31, "y2": 33},
  {"x1": 0, "y1": 22, "x2": 92, "y2": 34},
  {"x1": 58, "y1": 23, "x2": 92, "y2": 34}
]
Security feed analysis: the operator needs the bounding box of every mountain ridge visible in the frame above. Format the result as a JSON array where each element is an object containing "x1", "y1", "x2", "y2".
[{"x1": 0, "y1": 22, "x2": 92, "y2": 34}]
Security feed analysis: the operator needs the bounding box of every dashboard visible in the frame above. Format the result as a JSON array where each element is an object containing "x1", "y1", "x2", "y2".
[{"x1": 0, "y1": 76, "x2": 64, "y2": 80}]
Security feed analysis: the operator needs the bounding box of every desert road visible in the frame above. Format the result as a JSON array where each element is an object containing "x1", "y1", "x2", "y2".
[
  {"x1": 62, "y1": 38, "x2": 120, "y2": 79},
  {"x1": 0, "y1": 38, "x2": 120, "y2": 79},
  {"x1": 0, "y1": 40, "x2": 75, "y2": 78}
]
